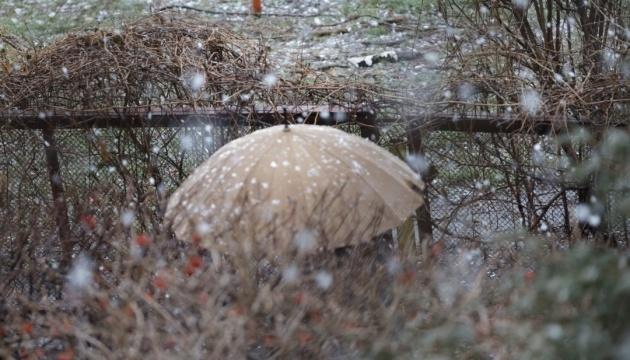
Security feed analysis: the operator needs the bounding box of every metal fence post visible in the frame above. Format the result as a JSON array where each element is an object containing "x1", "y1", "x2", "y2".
[
  {"x1": 406, "y1": 120, "x2": 433, "y2": 246},
  {"x1": 42, "y1": 127, "x2": 72, "y2": 271}
]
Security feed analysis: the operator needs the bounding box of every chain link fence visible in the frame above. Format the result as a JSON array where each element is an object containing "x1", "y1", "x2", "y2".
[
  {"x1": 1, "y1": 126, "x2": 628, "y2": 258},
  {"x1": 424, "y1": 130, "x2": 629, "y2": 247}
]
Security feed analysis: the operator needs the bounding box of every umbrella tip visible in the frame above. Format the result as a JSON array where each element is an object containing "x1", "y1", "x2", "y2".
[{"x1": 283, "y1": 107, "x2": 290, "y2": 132}]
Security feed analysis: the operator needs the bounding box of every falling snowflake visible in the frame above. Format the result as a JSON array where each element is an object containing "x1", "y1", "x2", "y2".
[
  {"x1": 120, "y1": 209, "x2": 135, "y2": 227},
  {"x1": 405, "y1": 153, "x2": 430, "y2": 175},
  {"x1": 195, "y1": 221, "x2": 211, "y2": 235},
  {"x1": 262, "y1": 73, "x2": 278, "y2": 88},
  {"x1": 386, "y1": 257, "x2": 402, "y2": 274},
  {"x1": 539, "y1": 222, "x2": 549, "y2": 232},
  {"x1": 423, "y1": 52, "x2": 440, "y2": 65},
  {"x1": 457, "y1": 82, "x2": 476, "y2": 101},
  {"x1": 334, "y1": 112, "x2": 347, "y2": 122},
  {"x1": 574, "y1": 204, "x2": 601, "y2": 227},
  {"x1": 67, "y1": 255, "x2": 93, "y2": 290},
  {"x1": 294, "y1": 229, "x2": 317, "y2": 253},
  {"x1": 519, "y1": 89, "x2": 542, "y2": 115},
  {"x1": 512, "y1": 0, "x2": 529, "y2": 9},
  {"x1": 282, "y1": 264, "x2": 300, "y2": 284},
  {"x1": 545, "y1": 323, "x2": 564, "y2": 340},
  {"x1": 181, "y1": 135, "x2": 194, "y2": 151},
  {"x1": 315, "y1": 271, "x2": 333, "y2": 290},
  {"x1": 182, "y1": 71, "x2": 206, "y2": 93}
]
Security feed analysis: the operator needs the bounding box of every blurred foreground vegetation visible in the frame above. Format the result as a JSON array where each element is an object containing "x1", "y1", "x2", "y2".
[{"x1": 0, "y1": 0, "x2": 629, "y2": 358}]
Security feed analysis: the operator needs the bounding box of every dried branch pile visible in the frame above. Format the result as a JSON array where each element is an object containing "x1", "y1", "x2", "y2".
[
  {"x1": 0, "y1": 13, "x2": 377, "y2": 120},
  {"x1": 440, "y1": 0, "x2": 630, "y2": 129}
]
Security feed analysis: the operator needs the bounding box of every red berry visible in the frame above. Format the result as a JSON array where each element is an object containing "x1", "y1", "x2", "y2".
[
  {"x1": 293, "y1": 291, "x2": 305, "y2": 305},
  {"x1": 79, "y1": 214, "x2": 97, "y2": 230},
  {"x1": 135, "y1": 233, "x2": 152, "y2": 247},
  {"x1": 57, "y1": 349, "x2": 74, "y2": 360},
  {"x1": 20, "y1": 322, "x2": 33, "y2": 335},
  {"x1": 153, "y1": 273, "x2": 168, "y2": 290},
  {"x1": 524, "y1": 270, "x2": 536, "y2": 282},
  {"x1": 296, "y1": 330, "x2": 313, "y2": 346}
]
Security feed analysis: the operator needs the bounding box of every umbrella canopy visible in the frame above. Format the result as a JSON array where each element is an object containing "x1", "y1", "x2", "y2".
[{"x1": 165, "y1": 124, "x2": 424, "y2": 253}]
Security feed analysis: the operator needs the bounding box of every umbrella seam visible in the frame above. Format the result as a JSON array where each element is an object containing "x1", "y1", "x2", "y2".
[
  {"x1": 298, "y1": 128, "x2": 422, "y2": 192},
  {"x1": 293, "y1": 129, "x2": 407, "y2": 224}
]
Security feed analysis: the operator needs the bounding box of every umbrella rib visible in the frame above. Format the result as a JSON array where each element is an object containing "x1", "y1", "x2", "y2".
[
  {"x1": 299, "y1": 131, "x2": 420, "y2": 194},
  {"x1": 294, "y1": 131, "x2": 404, "y2": 222},
  {"x1": 289, "y1": 130, "x2": 325, "y2": 224},
  {"x1": 291, "y1": 132, "x2": 361, "y2": 248},
  {"x1": 166, "y1": 140, "x2": 247, "y2": 238},
  {"x1": 341, "y1": 137, "x2": 421, "y2": 193},
  {"x1": 232, "y1": 136, "x2": 280, "y2": 204}
]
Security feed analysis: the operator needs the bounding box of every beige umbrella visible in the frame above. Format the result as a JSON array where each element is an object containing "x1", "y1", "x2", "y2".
[{"x1": 165, "y1": 124, "x2": 424, "y2": 254}]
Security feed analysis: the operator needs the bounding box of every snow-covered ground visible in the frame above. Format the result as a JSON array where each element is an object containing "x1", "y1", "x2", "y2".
[{"x1": 0, "y1": 0, "x2": 447, "y2": 100}]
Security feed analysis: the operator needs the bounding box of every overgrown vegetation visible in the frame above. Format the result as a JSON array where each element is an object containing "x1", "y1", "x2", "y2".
[{"x1": 1, "y1": 0, "x2": 629, "y2": 359}]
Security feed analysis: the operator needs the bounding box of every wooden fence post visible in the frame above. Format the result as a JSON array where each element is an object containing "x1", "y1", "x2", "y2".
[
  {"x1": 42, "y1": 127, "x2": 72, "y2": 271},
  {"x1": 406, "y1": 120, "x2": 433, "y2": 246}
]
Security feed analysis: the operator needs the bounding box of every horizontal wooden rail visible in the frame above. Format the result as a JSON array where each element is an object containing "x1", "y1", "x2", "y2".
[
  {"x1": 0, "y1": 105, "x2": 373, "y2": 129},
  {"x1": 0, "y1": 106, "x2": 626, "y2": 133},
  {"x1": 410, "y1": 113, "x2": 627, "y2": 134}
]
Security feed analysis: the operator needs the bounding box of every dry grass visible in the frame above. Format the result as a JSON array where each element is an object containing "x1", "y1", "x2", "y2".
[{"x1": 0, "y1": 179, "x2": 484, "y2": 359}]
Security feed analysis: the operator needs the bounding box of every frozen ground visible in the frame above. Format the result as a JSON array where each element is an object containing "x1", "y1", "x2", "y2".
[
  {"x1": 203, "y1": 0, "x2": 446, "y2": 99},
  {"x1": 0, "y1": 0, "x2": 447, "y2": 101}
]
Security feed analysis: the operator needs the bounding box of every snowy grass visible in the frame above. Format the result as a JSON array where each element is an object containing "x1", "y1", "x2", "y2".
[{"x1": 0, "y1": 0, "x2": 148, "y2": 41}]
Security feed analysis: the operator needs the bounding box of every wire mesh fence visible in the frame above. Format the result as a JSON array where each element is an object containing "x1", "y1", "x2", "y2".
[
  {"x1": 0, "y1": 125, "x2": 628, "y2": 263},
  {"x1": 423, "y1": 130, "x2": 629, "y2": 247}
]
